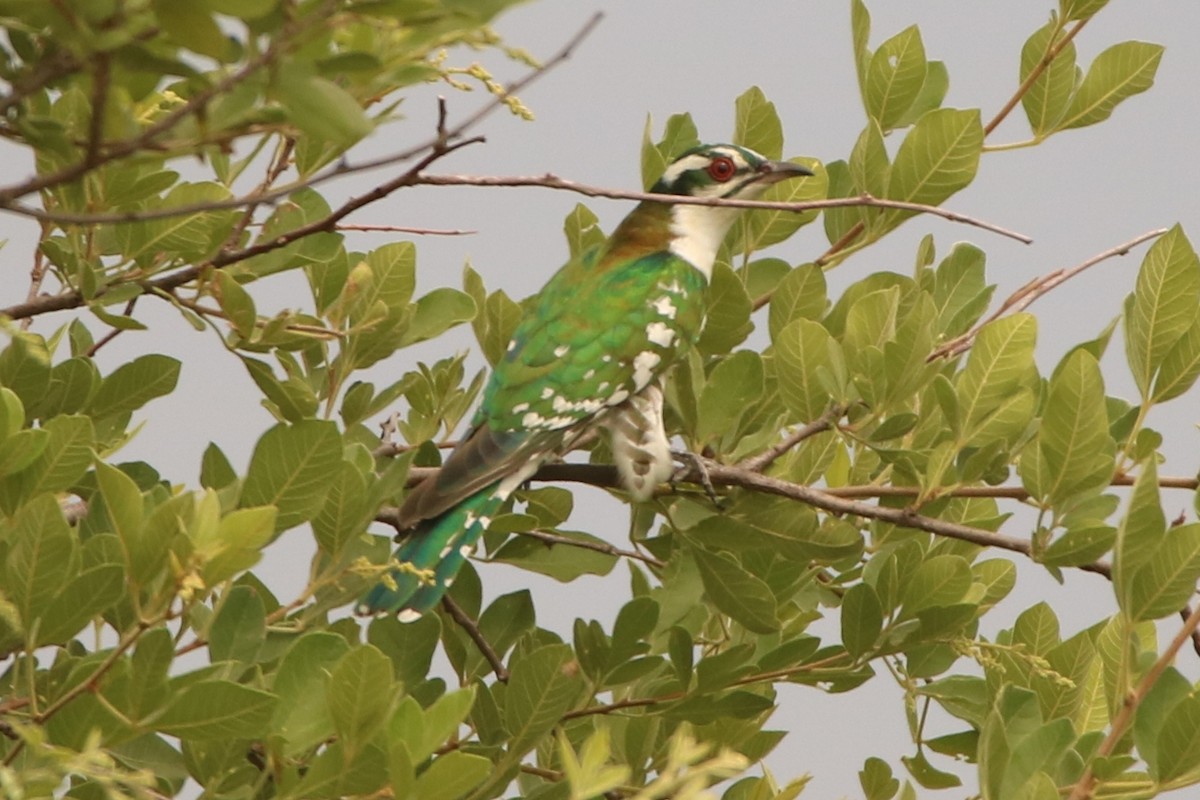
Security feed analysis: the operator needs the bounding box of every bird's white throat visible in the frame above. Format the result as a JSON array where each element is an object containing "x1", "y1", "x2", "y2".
[{"x1": 667, "y1": 202, "x2": 741, "y2": 280}]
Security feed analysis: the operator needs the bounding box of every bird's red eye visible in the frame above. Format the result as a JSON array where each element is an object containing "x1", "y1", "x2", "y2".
[{"x1": 707, "y1": 156, "x2": 736, "y2": 182}]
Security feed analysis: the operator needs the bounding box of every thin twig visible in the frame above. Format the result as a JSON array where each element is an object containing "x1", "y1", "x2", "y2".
[
  {"x1": 929, "y1": 227, "x2": 1169, "y2": 360},
  {"x1": 412, "y1": 176, "x2": 1032, "y2": 244},
  {"x1": 0, "y1": 12, "x2": 608, "y2": 323},
  {"x1": 1067, "y1": 603, "x2": 1200, "y2": 800},
  {"x1": 1181, "y1": 605, "x2": 1200, "y2": 658},
  {"x1": 442, "y1": 595, "x2": 509, "y2": 682},
  {"x1": 736, "y1": 405, "x2": 845, "y2": 473},
  {"x1": 335, "y1": 223, "x2": 477, "y2": 236},
  {"x1": 984, "y1": 18, "x2": 1090, "y2": 136},
  {"x1": 512, "y1": 528, "x2": 665, "y2": 569},
  {"x1": 85, "y1": 297, "x2": 138, "y2": 357}
]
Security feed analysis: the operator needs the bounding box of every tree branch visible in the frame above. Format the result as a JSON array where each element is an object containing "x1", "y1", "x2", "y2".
[
  {"x1": 411, "y1": 175, "x2": 1032, "y2": 244},
  {"x1": 1067, "y1": 603, "x2": 1200, "y2": 800},
  {"x1": 442, "y1": 595, "x2": 509, "y2": 682},
  {"x1": 735, "y1": 405, "x2": 845, "y2": 473},
  {"x1": 929, "y1": 227, "x2": 1169, "y2": 360},
  {"x1": 984, "y1": 18, "x2": 1090, "y2": 137}
]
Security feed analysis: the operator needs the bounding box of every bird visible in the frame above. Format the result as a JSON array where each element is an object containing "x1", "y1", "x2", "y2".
[{"x1": 358, "y1": 143, "x2": 813, "y2": 620}]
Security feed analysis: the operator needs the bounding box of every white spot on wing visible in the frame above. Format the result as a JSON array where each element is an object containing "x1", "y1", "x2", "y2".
[
  {"x1": 506, "y1": 339, "x2": 517, "y2": 353},
  {"x1": 541, "y1": 387, "x2": 555, "y2": 399},
  {"x1": 607, "y1": 387, "x2": 631, "y2": 406},
  {"x1": 646, "y1": 321, "x2": 675, "y2": 347},
  {"x1": 632, "y1": 351, "x2": 662, "y2": 390},
  {"x1": 512, "y1": 402, "x2": 529, "y2": 414},
  {"x1": 652, "y1": 296, "x2": 677, "y2": 319},
  {"x1": 398, "y1": 609, "x2": 423, "y2": 623},
  {"x1": 554, "y1": 345, "x2": 570, "y2": 357},
  {"x1": 459, "y1": 544, "x2": 474, "y2": 557}
]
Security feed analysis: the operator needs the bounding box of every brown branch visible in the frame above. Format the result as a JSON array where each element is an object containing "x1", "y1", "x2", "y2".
[
  {"x1": 736, "y1": 405, "x2": 846, "y2": 473},
  {"x1": 929, "y1": 228, "x2": 1169, "y2": 361},
  {"x1": 512, "y1": 528, "x2": 665, "y2": 569},
  {"x1": 85, "y1": 298, "x2": 138, "y2": 357},
  {"x1": 1067, "y1": 603, "x2": 1200, "y2": 800},
  {"x1": 0, "y1": 43, "x2": 282, "y2": 208},
  {"x1": 1181, "y1": 605, "x2": 1200, "y2": 659},
  {"x1": 412, "y1": 175, "x2": 1032, "y2": 244},
  {"x1": 442, "y1": 594, "x2": 509, "y2": 682},
  {"x1": 84, "y1": 53, "x2": 111, "y2": 167},
  {"x1": 984, "y1": 18, "x2": 1090, "y2": 136},
  {"x1": 0, "y1": 12, "x2": 608, "y2": 323},
  {"x1": 335, "y1": 224, "x2": 477, "y2": 236}
]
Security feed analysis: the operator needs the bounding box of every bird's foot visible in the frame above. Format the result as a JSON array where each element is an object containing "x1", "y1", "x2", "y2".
[{"x1": 670, "y1": 450, "x2": 723, "y2": 508}]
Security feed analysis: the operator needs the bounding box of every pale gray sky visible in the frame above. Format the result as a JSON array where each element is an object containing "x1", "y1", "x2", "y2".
[{"x1": 5, "y1": 2, "x2": 1200, "y2": 797}]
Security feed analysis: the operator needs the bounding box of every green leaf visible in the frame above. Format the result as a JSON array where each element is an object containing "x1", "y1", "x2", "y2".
[
  {"x1": 490, "y1": 529, "x2": 617, "y2": 581},
  {"x1": 1152, "y1": 313, "x2": 1200, "y2": 403},
  {"x1": 200, "y1": 442, "x2": 238, "y2": 489},
  {"x1": 1126, "y1": 523, "x2": 1200, "y2": 622},
  {"x1": 36, "y1": 357, "x2": 100, "y2": 418},
  {"x1": 0, "y1": 414, "x2": 94, "y2": 511},
  {"x1": 691, "y1": 546, "x2": 779, "y2": 633},
  {"x1": 900, "y1": 555, "x2": 972, "y2": 616},
  {"x1": 1042, "y1": 524, "x2": 1116, "y2": 568},
  {"x1": 955, "y1": 314, "x2": 1037, "y2": 440},
  {"x1": 1060, "y1": 41, "x2": 1164, "y2": 130},
  {"x1": 698, "y1": 263, "x2": 753, "y2": 355},
  {"x1": 730, "y1": 158, "x2": 826, "y2": 255},
  {"x1": 1113, "y1": 460, "x2": 1166, "y2": 612},
  {"x1": 399, "y1": 287, "x2": 476, "y2": 347},
  {"x1": 312, "y1": 460, "x2": 369, "y2": 556},
  {"x1": 368, "y1": 614, "x2": 441, "y2": 691},
  {"x1": 902, "y1": 749, "x2": 961, "y2": 789},
  {"x1": 328, "y1": 645, "x2": 396, "y2": 757},
  {"x1": 6, "y1": 494, "x2": 76, "y2": 634},
  {"x1": 884, "y1": 108, "x2": 983, "y2": 227},
  {"x1": 240, "y1": 420, "x2": 342, "y2": 533},
  {"x1": 860, "y1": 757, "x2": 900, "y2": 800},
  {"x1": 208, "y1": 585, "x2": 266, "y2": 664},
  {"x1": 774, "y1": 318, "x2": 838, "y2": 423},
  {"x1": 864, "y1": 25, "x2": 927, "y2": 130},
  {"x1": 1124, "y1": 225, "x2": 1200, "y2": 398},
  {"x1": 1060, "y1": 0, "x2": 1110, "y2": 20},
  {"x1": 412, "y1": 751, "x2": 492, "y2": 800},
  {"x1": 733, "y1": 86, "x2": 783, "y2": 160},
  {"x1": 152, "y1": 0, "x2": 230, "y2": 60},
  {"x1": 643, "y1": 112, "x2": 700, "y2": 188},
  {"x1": 88, "y1": 354, "x2": 181, "y2": 419},
  {"x1": 96, "y1": 460, "x2": 163, "y2": 582},
  {"x1": 768, "y1": 264, "x2": 827, "y2": 340},
  {"x1": 504, "y1": 644, "x2": 585, "y2": 757},
  {"x1": 1037, "y1": 350, "x2": 1113, "y2": 505},
  {"x1": 274, "y1": 70, "x2": 372, "y2": 147},
  {"x1": 0, "y1": 333, "x2": 51, "y2": 411},
  {"x1": 271, "y1": 633, "x2": 350, "y2": 755},
  {"x1": 155, "y1": 680, "x2": 277, "y2": 739},
  {"x1": 563, "y1": 203, "x2": 605, "y2": 258},
  {"x1": 697, "y1": 351, "x2": 763, "y2": 445},
  {"x1": 841, "y1": 583, "x2": 883, "y2": 658},
  {"x1": 211, "y1": 270, "x2": 257, "y2": 337},
  {"x1": 290, "y1": 741, "x2": 388, "y2": 799},
  {"x1": 1020, "y1": 20, "x2": 1078, "y2": 135},
  {"x1": 1155, "y1": 695, "x2": 1200, "y2": 781},
  {"x1": 0, "y1": 429, "x2": 49, "y2": 478}
]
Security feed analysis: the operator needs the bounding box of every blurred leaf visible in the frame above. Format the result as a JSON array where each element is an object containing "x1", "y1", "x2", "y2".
[
  {"x1": 241, "y1": 420, "x2": 342, "y2": 532},
  {"x1": 328, "y1": 645, "x2": 396, "y2": 758},
  {"x1": 768, "y1": 264, "x2": 827, "y2": 340},
  {"x1": 413, "y1": 751, "x2": 493, "y2": 800},
  {"x1": 692, "y1": 546, "x2": 779, "y2": 633},
  {"x1": 155, "y1": 680, "x2": 277, "y2": 739},
  {"x1": 883, "y1": 108, "x2": 982, "y2": 229},
  {"x1": 274, "y1": 70, "x2": 372, "y2": 146},
  {"x1": 89, "y1": 354, "x2": 181, "y2": 419},
  {"x1": 774, "y1": 318, "x2": 838, "y2": 423},
  {"x1": 504, "y1": 644, "x2": 585, "y2": 757}
]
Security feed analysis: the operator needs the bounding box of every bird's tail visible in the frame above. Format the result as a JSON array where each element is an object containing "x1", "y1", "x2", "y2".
[{"x1": 357, "y1": 483, "x2": 503, "y2": 620}]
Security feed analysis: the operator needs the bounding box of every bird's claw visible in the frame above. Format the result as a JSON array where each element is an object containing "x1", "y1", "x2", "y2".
[{"x1": 670, "y1": 450, "x2": 723, "y2": 508}]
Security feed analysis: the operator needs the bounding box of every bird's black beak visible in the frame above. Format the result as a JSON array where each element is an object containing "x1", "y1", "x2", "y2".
[{"x1": 758, "y1": 159, "x2": 815, "y2": 183}]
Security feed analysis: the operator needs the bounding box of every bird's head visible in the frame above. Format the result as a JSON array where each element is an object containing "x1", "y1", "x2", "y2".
[
  {"x1": 648, "y1": 143, "x2": 814, "y2": 277},
  {"x1": 652, "y1": 143, "x2": 813, "y2": 200}
]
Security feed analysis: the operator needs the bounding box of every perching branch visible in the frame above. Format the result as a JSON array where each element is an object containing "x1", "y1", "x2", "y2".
[
  {"x1": 442, "y1": 594, "x2": 510, "y2": 682},
  {"x1": 735, "y1": 405, "x2": 846, "y2": 473},
  {"x1": 929, "y1": 227, "x2": 1169, "y2": 360},
  {"x1": 411, "y1": 174, "x2": 1033, "y2": 244}
]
